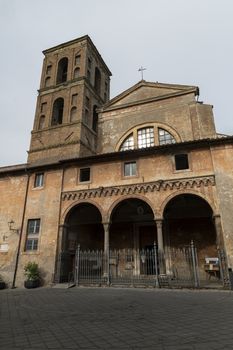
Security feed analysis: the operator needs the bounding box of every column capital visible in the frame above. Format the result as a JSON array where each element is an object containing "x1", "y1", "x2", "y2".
[
  {"x1": 58, "y1": 223, "x2": 69, "y2": 228},
  {"x1": 154, "y1": 218, "x2": 163, "y2": 228},
  {"x1": 212, "y1": 214, "x2": 221, "y2": 220},
  {"x1": 212, "y1": 214, "x2": 224, "y2": 248}
]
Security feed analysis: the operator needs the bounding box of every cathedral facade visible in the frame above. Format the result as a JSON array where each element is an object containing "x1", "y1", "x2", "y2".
[{"x1": 1, "y1": 35, "x2": 233, "y2": 288}]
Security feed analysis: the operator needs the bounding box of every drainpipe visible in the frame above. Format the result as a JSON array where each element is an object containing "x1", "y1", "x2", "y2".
[
  {"x1": 11, "y1": 171, "x2": 30, "y2": 288},
  {"x1": 53, "y1": 167, "x2": 65, "y2": 283}
]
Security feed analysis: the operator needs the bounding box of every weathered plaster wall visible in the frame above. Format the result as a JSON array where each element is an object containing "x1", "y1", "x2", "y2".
[
  {"x1": 63, "y1": 148, "x2": 214, "y2": 192},
  {"x1": 211, "y1": 144, "x2": 233, "y2": 267},
  {"x1": 15, "y1": 169, "x2": 63, "y2": 287},
  {"x1": 61, "y1": 146, "x2": 218, "y2": 231},
  {"x1": 0, "y1": 174, "x2": 28, "y2": 286},
  {"x1": 98, "y1": 94, "x2": 216, "y2": 154}
]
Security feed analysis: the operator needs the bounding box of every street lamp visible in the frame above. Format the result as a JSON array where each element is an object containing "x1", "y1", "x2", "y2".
[{"x1": 8, "y1": 220, "x2": 19, "y2": 234}]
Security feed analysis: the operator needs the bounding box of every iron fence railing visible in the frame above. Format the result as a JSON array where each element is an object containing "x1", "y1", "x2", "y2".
[{"x1": 54, "y1": 242, "x2": 229, "y2": 289}]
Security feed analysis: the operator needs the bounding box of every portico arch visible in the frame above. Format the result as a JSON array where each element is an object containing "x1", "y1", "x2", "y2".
[
  {"x1": 163, "y1": 193, "x2": 217, "y2": 261},
  {"x1": 57, "y1": 202, "x2": 104, "y2": 282},
  {"x1": 160, "y1": 189, "x2": 216, "y2": 218},
  {"x1": 64, "y1": 202, "x2": 104, "y2": 250},
  {"x1": 61, "y1": 199, "x2": 104, "y2": 225},
  {"x1": 109, "y1": 197, "x2": 156, "y2": 250},
  {"x1": 107, "y1": 195, "x2": 157, "y2": 222}
]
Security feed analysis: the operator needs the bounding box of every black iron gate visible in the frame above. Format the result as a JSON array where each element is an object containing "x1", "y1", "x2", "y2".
[{"x1": 55, "y1": 242, "x2": 229, "y2": 289}]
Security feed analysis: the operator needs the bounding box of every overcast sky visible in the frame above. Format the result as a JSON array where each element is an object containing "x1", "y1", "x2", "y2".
[{"x1": 0, "y1": 0, "x2": 232, "y2": 166}]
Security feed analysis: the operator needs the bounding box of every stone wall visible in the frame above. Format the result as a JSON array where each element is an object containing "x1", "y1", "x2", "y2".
[
  {"x1": 98, "y1": 94, "x2": 216, "y2": 154},
  {"x1": 0, "y1": 174, "x2": 28, "y2": 286},
  {"x1": 14, "y1": 170, "x2": 63, "y2": 287},
  {"x1": 211, "y1": 144, "x2": 233, "y2": 268}
]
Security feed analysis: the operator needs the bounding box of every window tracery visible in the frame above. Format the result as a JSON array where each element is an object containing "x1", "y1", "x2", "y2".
[
  {"x1": 158, "y1": 128, "x2": 176, "y2": 145},
  {"x1": 120, "y1": 133, "x2": 134, "y2": 151},
  {"x1": 119, "y1": 125, "x2": 177, "y2": 151}
]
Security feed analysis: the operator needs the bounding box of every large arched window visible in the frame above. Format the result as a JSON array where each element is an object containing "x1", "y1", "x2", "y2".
[
  {"x1": 51, "y1": 98, "x2": 64, "y2": 126},
  {"x1": 56, "y1": 57, "x2": 68, "y2": 84},
  {"x1": 119, "y1": 125, "x2": 177, "y2": 151},
  {"x1": 94, "y1": 67, "x2": 101, "y2": 94}
]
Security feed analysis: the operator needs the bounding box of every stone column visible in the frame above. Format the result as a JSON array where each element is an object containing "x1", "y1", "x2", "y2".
[
  {"x1": 213, "y1": 214, "x2": 230, "y2": 286},
  {"x1": 103, "y1": 223, "x2": 110, "y2": 254},
  {"x1": 57, "y1": 224, "x2": 68, "y2": 253},
  {"x1": 213, "y1": 214, "x2": 224, "y2": 249},
  {"x1": 103, "y1": 222, "x2": 110, "y2": 284},
  {"x1": 155, "y1": 219, "x2": 164, "y2": 253},
  {"x1": 155, "y1": 219, "x2": 165, "y2": 274},
  {"x1": 55, "y1": 224, "x2": 69, "y2": 283}
]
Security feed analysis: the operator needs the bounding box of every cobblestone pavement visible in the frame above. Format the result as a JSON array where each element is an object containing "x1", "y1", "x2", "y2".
[{"x1": 1, "y1": 287, "x2": 233, "y2": 349}]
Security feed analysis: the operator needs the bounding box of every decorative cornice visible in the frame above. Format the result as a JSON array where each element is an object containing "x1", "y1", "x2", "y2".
[{"x1": 62, "y1": 175, "x2": 215, "y2": 201}]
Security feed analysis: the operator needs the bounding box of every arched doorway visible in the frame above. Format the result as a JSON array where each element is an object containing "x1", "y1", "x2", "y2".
[
  {"x1": 65, "y1": 203, "x2": 104, "y2": 250},
  {"x1": 59, "y1": 203, "x2": 104, "y2": 282},
  {"x1": 109, "y1": 198, "x2": 156, "y2": 278},
  {"x1": 163, "y1": 194, "x2": 219, "y2": 282},
  {"x1": 110, "y1": 198, "x2": 155, "y2": 250}
]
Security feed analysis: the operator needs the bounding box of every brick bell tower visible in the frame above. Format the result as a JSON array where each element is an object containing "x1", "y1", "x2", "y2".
[{"x1": 27, "y1": 35, "x2": 111, "y2": 165}]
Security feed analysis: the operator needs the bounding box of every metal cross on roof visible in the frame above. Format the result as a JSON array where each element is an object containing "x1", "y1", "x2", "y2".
[{"x1": 138, "y1": 66, "x2": 146, "y2": 80}]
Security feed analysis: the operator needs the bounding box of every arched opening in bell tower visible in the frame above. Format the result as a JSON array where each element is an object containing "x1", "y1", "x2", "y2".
[
  {"x1": 51, "y1": 98, "x2": 64, "y2": 126},
  {"x1": 94, "y1": 67, "x2": 101, "y2": 95},
  {"x1": 56, "y1": 57, "x2": 68, "y2": 84}
]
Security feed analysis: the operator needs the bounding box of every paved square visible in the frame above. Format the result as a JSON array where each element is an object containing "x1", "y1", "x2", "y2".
[{"x1": 1, "y1": 287, "x2": 233, "y2": 349}]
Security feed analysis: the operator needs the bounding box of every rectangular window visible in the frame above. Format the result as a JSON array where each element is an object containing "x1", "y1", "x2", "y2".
[
  {"x1": 85, "y1": 96, "x2": 90, "y2": 108},
  {"x1": 175, "y1": 154, "x2": 189, "y2": 170},
  {"x1": 87, "y1": 69, "x2": 91, "y2": 80},
  {"x1": 46, "y1": 65, "x2": 52, "y2": 75},
  {"x1": 25, "y1": 219, "x2": 40, "y2": 251},
  {"x1": 84, "y1": 109, "x2": 89, "y2": 125},
  {"x1": 40, "y1": 103, "x2": 47, "y2": 113},
  {"x1": 34, "y1": 173, "x2": 44, "y2": 187},
  {"x1": 124, "y1": 161, "x2": 137, "y2": 177},
  {"x1": 75, "y1": 54, "x2": 81, "y2": 65},
  {"x1": 71, "y1": 94, "x2": 78, "y2": 105},
  {"x1": 79, "y1": 168, "x2": 91, "y2": 182},
  {"x1": 25, "y1": 239, "x2": 38, "y2": 251},
  {"x1": 88, "y1": 58, "x2": 92, "y2": 68}
]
